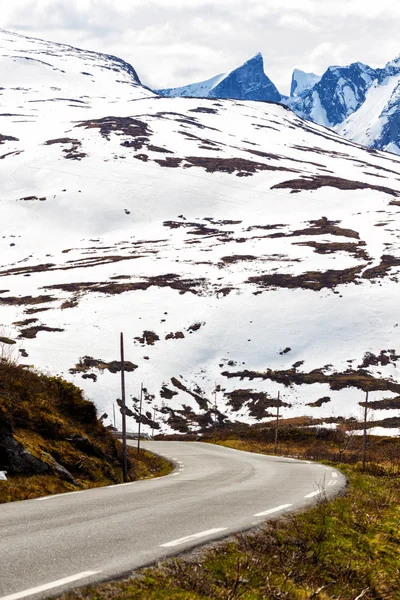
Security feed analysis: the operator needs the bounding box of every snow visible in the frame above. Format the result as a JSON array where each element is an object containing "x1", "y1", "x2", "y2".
[
  {"x1": 157, "y1": 73, "x2": 227, "y2": 98},
  {"x1": 336, "y1": 76, "x2": 400, "y2": 148},
  {"x1": 309, "y1": 90, "x2": 330, "y2": 126},
  {"x1": 1, "y1": 29, "x2": 400, "y2": 436}
]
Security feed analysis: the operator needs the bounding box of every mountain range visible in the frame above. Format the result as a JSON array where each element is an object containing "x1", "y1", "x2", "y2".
[
  {"x1": 1, "y1": 29, "x2": 400, "y2": 436},
  {"x1": 158, "y1": 53, "x2": 400, "y2": 156}
]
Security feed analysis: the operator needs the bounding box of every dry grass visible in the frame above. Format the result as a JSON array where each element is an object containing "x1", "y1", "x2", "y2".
[{"x1": 0, "y1": 360, "x2": 172, "y2": 503}]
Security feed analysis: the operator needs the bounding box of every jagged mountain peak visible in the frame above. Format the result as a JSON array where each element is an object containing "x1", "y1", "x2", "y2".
[
  {"x1": 290, "y1": 69, "x2": 321, "y2": 97},
  {"x1": 158, "y1": 52, "x2": 281, "y2": 103}
]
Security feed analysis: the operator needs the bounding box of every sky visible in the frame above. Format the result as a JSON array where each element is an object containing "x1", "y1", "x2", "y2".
[{"x1": 1, "y1": 0, "x2": 399, "y2": 94}]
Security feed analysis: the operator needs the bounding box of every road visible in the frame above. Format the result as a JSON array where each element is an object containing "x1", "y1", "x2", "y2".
[{"x1": 0, "y1": 441, "x2": 346, "y2": 600}]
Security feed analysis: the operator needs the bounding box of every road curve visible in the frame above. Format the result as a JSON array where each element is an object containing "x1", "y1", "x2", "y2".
[{"x1": 0, "y1": 442, "x2": 346, "y2": 600}]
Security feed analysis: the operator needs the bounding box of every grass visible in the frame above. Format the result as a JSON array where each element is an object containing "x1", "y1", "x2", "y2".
[
  {"x1": 57, "y1": 431, "x2": 400, "y2": 600},
  {"x1": 0, "y1": 359, "x2": 172, "y2": 503}
]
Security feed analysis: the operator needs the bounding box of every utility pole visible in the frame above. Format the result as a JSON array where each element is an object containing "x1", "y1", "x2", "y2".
[
  {"x1": 152, "y1": 406, "x2": 156, "y2": 439},
  {"x1": 213, "y1": 383, "x2": 218, "y2": 435},
  {"x1": 362, "y1": 390, "x2": 369, "y2": 470},
  {"x1": 120, "y1": 332, "x2": 128, "y2": 483},
  {"x1": 137, "y1": 382, "x2": 143, "y2": 454},
  {"x1": 274, "y1": 391, "x2": 280, "y2": 455}
]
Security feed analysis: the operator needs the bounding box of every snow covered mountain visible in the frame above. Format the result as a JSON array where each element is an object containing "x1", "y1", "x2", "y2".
[
  {"x1": 159, "y1": 52, "x2": 400, "y2": 156},
  {"x1": 1, "y1": 30, "x2": 400, "y2": 437},
  {"x1": 158, "y1": 53, "x2": 281, "y2": 103},
  {"x1": 290, "y1": 69, "x2": 321, "y2": 98},
  {"x1": 288, "y1": 62, "x2": 377, "y2": 127}
]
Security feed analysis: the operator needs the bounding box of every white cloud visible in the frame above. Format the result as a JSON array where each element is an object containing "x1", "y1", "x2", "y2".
[{"x1": 1, "y1": 0, "x2": 399, "y2": 94}]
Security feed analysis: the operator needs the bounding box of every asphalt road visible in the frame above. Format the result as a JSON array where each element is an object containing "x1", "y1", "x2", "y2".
[{"x1": 0, "y1": 441, "x2": 346, "y2": 600}]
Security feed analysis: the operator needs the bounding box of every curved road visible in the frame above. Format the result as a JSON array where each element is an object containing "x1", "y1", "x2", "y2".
[{"x1": 0, "y1": 442, "x2": 346, "y2": 600}]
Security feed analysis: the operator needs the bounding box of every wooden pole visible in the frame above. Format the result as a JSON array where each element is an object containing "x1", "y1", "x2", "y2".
[
  {"x1": 213, "y1": 383, "x2": 217, "y2": 435},
  {"x1": 362, "y1": 390, "x2": 369, "y2": 470},
  {"x1": 120, "y1": 332, "x2": 128, "y2": 482},
  {"x1": 137, "y1": 382, "x2": 143, "y2": 454},
  {"x1": 274, "y1": 391, "x2": 280, "y2": 455},
  {"x1": 152, "y1": 407, "x2": 156, "y2": 439}
]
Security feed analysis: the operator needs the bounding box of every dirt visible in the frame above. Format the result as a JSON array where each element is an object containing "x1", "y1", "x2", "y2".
[
  {"x1": 307, "y1": 396, "x2": 331, "y2": 407},
  {"x1": 362, "y1": 255, "x2": 400, "y2": 279},
  {"x1": 18, "y1": 326, "x2": 65, "y2": 339},
  {"x1": 271, "y1": 175, "x2": 400, "y2": 197},
  {"x1": 70, "y1": 356, "x2": 137, "y2": 375},
  {"x1": 0, "y1": 134, "x2": 19, "y2": 144},
  {"x1": 221, "y1": 366, "x2": 400, "y2": 394},
  {"x1": 272, "y1": 216, "x2": 360, "y2": 240},
  {"x1": 247, "y1": 265, "x2": 364, "y2": 291},
  {"x1": 134, "y1": 331, "x2": 160, "y2": 346},
  {"x1": 44, "y1": 137, "x2": 86, "y2": 160},
  {"x1": 294, "y1": 241, "x2": 369, "y2": 260},
  {"x1": 182, "y1": 156, "x2": 298, "y2": 176},
  {"x1": 170, "y1": 377, "x2": 209, "y2": 411},
  {"x1": 0, "y1": 295, "x2": 57, "y2": 307},
  {"x1": 358, "y1": 349, "x2": 400, "y2": 368}
]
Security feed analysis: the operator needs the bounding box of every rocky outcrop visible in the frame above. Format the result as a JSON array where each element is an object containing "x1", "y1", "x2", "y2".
[{"x1": 0, "y1": 420, "x2": 77, "y2": 484}]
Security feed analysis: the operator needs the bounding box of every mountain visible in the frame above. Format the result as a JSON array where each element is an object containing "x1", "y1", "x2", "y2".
[
  {"x1": 158, "y1": 52, "x2": 400, "y2": 156},
  {"x1": 336, "y1": 71, "x2": 400, "y2": 155},
  {"x1": 0, "y1": 27, "x2": 154, "y2": 110},
  {"x1": 1, "y1": 29, "x2": 400, "y2": 438},
  {"x1": 158, "y1": 53, "x2": 281, "y2": 102},
  {"x1": 156, "y1": 72, "x2": 226, "y2": 98},
  {"x1": 288, "y1": 62, "x2": 377, "y2": 127},
  {"x1": 290, "y1": 69, "x2": 321, "y2": 97}
]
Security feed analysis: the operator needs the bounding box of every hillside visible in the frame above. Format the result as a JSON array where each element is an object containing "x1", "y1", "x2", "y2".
[
  {"x1": 0, "y1": 30, "x2": 400, "y2": 437},
  {"x1": 0, "y1": 355, "x2": 170, "y2": 502}
]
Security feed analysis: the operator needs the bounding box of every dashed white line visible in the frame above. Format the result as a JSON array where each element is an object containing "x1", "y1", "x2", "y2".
[
  {"x1": 305, "y1": 490, "x2": 322, "y2": 498},
  {"x1": 36, "y1": 491, "x2": 84, "y2": 501},
  {"x1": 0, "y1": 571, "x2": 101, "y2": 600},
  {"x1": 160, "y1": 528, "x2": 227, "y2": 548},
  {"x1": 253, "y1": 504, "x2": 293, "y2": 517}
]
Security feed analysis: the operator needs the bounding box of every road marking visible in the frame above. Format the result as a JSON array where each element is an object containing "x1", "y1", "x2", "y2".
[
  {"x1": 161, "y1": 528, "x2": 227, "y2": 548},
  {"x1": 253, "y1": 504, "x2": 293, "y2": 517},
  {"x1": 36, "y1": 491, "x2": 84, "y2": 501},
  {"x1": 0, "y1": 571, "x2": 101, "y2": 600},
  {"x1": 332, "y1": 472, "x2": 338, "y2": 478},
  {"x1": 327, "y1": 480, "x2": 337, "y2": 486},
  {"x1": 305, "y1": 490, "x2": 322, "y2": 498}
]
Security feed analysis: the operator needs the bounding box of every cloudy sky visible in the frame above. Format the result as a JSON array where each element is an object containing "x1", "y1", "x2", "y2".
[{"x1": 1, "y1": 0, "x2": 399, "y2": 93}]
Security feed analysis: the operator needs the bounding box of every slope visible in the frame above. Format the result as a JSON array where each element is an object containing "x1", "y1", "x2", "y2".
[{"x1": 0, "y1": 30, "x2": 400, "y2": 437}]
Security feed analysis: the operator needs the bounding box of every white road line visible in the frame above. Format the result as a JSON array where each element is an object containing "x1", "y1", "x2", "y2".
[
  {"x1": 253, "y1": 504, "x2": 293, "y2": 517},
  {"x1": 107, "y1": 482, "x2": 137, "y2": 488},
  {"x1": 327, "y1": 480, "x2": 337, "y2": 486},
  {"x1": 305, "y1": 490, "x2": 322, "y2": 498},
  {"x1": 332, "y1": 472, "x2": 338, "y2": 478},
  {"x1": 160, "y1": 528, "x2": 227, "y2": 548},
  {"x1": 0, "y1": 571, "x2": 101, "y2": 600},
  {"x1": 36, "y1": 491, "x2": 84, "y2": 501}
]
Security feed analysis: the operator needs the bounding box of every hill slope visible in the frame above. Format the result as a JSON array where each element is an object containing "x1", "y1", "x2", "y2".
[
  {"x1": 0, "y1": 357, "x2": 170, "y2": 502},
  {"x1": 0, "y1": 30, "x2": 400, "y2": 436}
]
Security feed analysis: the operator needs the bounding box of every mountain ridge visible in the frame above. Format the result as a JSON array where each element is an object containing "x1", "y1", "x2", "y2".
[{"x1": 157, "y1": 51, "x2": 400, "y2": 155}]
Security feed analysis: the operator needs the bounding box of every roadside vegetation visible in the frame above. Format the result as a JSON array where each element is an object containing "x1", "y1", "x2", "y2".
[
  {"x1": 0, "y1": 355, "x2": 172, "y2": 503},
  {"x1": 59, "y1": 424, "x2": 400, "y2": 600}
]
